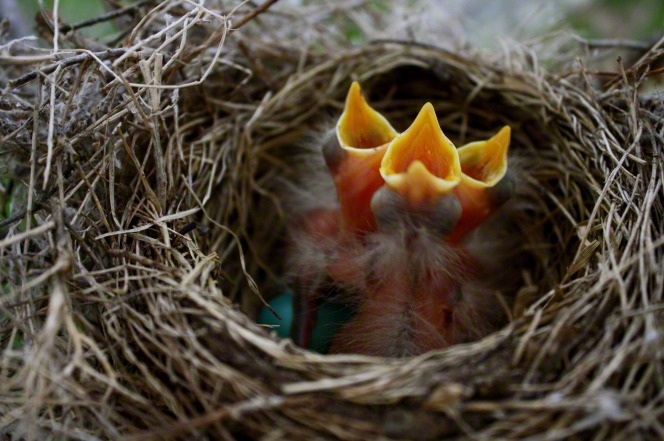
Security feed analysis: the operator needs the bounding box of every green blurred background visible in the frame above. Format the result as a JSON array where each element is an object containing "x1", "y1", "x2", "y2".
[
  {"x1": 18, "y1": 0, "x2": 117, "y2": 36},
  {"x1": 2, "y1": 0, "x2": 663, "y2": 42},
  {"x1": 3, "y1": 0, "x2": 135, "y2": 41}
]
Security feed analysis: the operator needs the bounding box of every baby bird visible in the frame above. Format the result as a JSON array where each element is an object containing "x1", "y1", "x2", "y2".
[
  {"x1": 286, "y1": 83, "x2": 515, "y2": 356},
  {"x1": 328, "y1": 103, "x2": 513, "y2": 356}
]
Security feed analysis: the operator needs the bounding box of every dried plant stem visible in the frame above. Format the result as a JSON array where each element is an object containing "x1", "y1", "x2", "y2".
[{"x1": 0, "y1": 1, "x2": 661, "y2": 440}]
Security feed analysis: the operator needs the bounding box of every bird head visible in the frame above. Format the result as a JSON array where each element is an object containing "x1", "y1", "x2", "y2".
[
  {"x1": 379, "y1": 103, "x2": 461, "y2": 205},
  {"x1": 457, "y1": 126, "x2": 510, "y2": 187},
  {"x1": 376, "y1": 104, "x2": 513, "y2": 242},
  {"x1": 373, "y1": 103, "x2": 463, "y2": 237},
  {"x1": 323, "y1": 82, "x2": 398, "y2": 233},
  {"x1": 448, "y1": 126, "x2": 514, "y2": 242},
  {"x1": 335, "y1": 81, "x2": 398, "y2": 153}
]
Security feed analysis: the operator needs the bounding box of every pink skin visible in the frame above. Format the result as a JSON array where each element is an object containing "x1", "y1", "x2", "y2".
[
  {"x1": 328, "y1": 277, "x2": 457, "y2": 356},
  {"x1": 289, "y1": 203, "x2": 483, "y2": 356},
  {"x1": 325, "y1": 232, "x2": 477, "y2": 357}
]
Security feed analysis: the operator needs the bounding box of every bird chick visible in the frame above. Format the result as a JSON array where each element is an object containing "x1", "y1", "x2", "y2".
[
  {"x1": 287, "y1": 83, "x2": 398, "y2": 347},
  {"x1": 329, "y1": 103, "x2": 514, "y2": 356},
  {"x1": 286, "y1": 84, "x2": 516, "y2": 356}
]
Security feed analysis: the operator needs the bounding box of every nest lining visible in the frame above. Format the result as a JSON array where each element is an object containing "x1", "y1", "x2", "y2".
[{"x1": 0, "y1": 2, "x2": 662, "y2": 440}]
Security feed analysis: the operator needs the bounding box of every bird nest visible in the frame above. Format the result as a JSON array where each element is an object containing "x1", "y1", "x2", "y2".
[{"x1": 1, "y1": 2, "x2": 662, "y2": 440}]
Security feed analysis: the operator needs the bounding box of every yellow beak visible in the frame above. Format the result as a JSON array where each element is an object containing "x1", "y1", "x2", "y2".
[
  {"x1": 326, "y1": 85, "x2": 512, "y2": 239},
  {"x1": 379, "y1": 103, "x2": 461, "y2": 206},
  {"x1": 458, "y1": 126, "x2": 510, "y2": 189},
  {"x1": 335, "y1": 81, "x2": 398, "y2": 152}
]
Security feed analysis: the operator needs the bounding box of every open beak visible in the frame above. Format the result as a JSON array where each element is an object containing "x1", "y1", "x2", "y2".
[
  {"x1": 324, "y1": 82, "x2": 398, "y2": 233},
  {"x1": 335, "y1": 82, "x2": 398, "y2": 151},
  {"x1": 379, "y1": 103, "x2": 461, "y2": 207},
  {"x1": 325, "y1": 85, "x2": 512, "y2": 240},
  {"x1": 447, "y1": 126, "x2": 513, "y2": 242}
]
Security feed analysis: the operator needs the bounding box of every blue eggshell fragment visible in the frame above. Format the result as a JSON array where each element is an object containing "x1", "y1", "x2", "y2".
[
  {"x1": 257, "y1": 291, "x2": 354, "y2": 353},
  {"x1": 257, "y1": 292, "x2": 294, "y2": 339}
]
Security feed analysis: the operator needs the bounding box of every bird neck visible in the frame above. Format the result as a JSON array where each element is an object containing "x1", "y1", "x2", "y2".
[{"x1": 366, "y1": 259, "x2": 468, "y2": 355}]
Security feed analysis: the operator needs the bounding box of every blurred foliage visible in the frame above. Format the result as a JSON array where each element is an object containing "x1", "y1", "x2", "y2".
[
  {"x1": 568, "y1": 0, "x2": 664, "y2": 40},
  {"x1": 10, "y1": 0, "x2": 663, "y2": 42},
  {"x1": 16, "y1": 0, "x2": 135, "y2": 39}
]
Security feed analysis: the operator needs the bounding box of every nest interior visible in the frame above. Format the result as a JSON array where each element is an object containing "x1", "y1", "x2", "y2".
[{"x1": 0, "y1": 2, "x2": 662, "y2": 440}]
